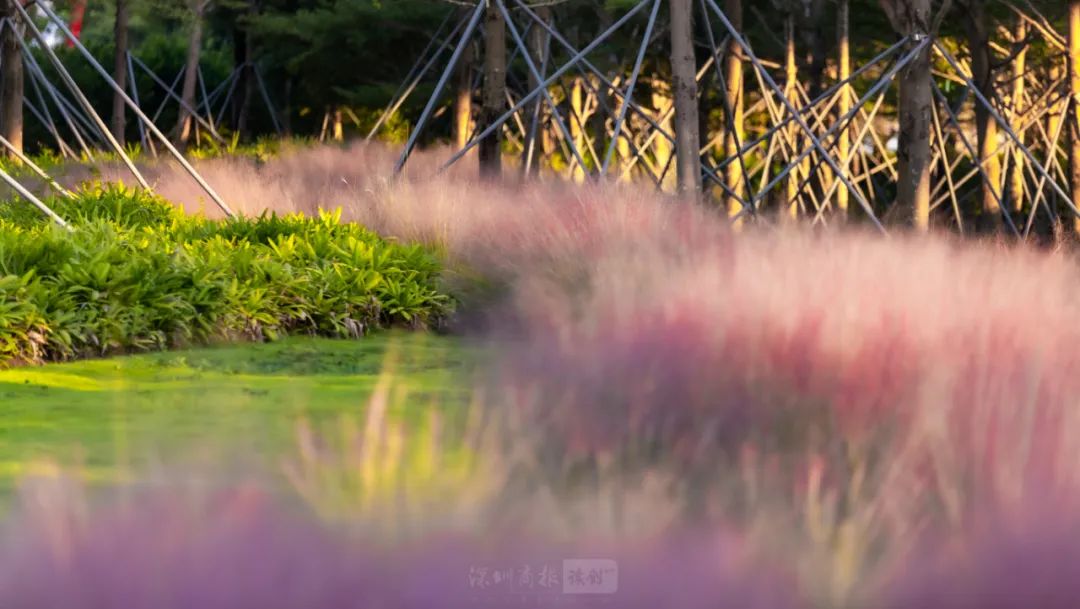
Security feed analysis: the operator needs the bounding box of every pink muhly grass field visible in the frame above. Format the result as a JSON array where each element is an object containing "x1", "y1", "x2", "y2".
[
  {"x1": 24, "y1": 142, "x2": 1080, "y2": 607},
  {"x1": 0, "y1": 479, "x2": 800, "y2": 609},
  {"x1": 883, "y1": 508, "x2": 1080, "y2": 609}
]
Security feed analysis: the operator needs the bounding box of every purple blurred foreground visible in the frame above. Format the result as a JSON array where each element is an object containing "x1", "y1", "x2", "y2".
[
  {"x1": 21, "y1": 143, "x2": 1080, "y2": 607},
  {"x1": 3, "y1": 485, "x2": 1077, "y2": 608},
  {"x1": 0, "y1": 486, "x2": 798, "y2": 609}
]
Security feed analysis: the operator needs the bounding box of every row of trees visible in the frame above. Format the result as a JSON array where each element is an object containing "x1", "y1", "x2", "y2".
[
  {"x1": 0, "y1": 0, "x2": 1076, "y2": 235},
  {"x1": 445, "y1": 0, "x2": 1077, "y2": 235},
  {"x1": 0, "y1": 0, "x2": 909, "y2": 149}
]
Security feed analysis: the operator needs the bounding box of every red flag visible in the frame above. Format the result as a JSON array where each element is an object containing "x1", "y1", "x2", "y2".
[{"x1": 66, "y1": 0, "x2": 86, "y2": 48}]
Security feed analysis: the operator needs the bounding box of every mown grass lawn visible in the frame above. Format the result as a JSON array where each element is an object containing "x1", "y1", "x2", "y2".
[{"x1": 0, "y1": 332, "x2": 470, "y2": 492}]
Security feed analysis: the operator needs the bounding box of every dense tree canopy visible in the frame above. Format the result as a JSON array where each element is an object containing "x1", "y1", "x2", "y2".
[{"x1": 19, "y1": 0, "x2": 1065, "y2": 148}]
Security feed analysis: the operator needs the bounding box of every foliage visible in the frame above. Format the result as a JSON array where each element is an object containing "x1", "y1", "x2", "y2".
[
  {"x1": 6, "y1": 135, "x2": 314, "y2": 181},
  {"x1": 248, "y1": 0, "x2": 447, "y2": 108},
  {"x1": 348, "y1": 108, "x2": 410, "y2": 145},
  {"x1": 22, "y1": 32, "x2": 233, "y2": 154},
  {"x1": 0, "y1": 184, "x2": 452, "y2": 366}
]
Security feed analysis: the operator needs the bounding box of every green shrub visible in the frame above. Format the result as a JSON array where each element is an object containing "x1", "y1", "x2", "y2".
[
  {"x1": 0, "y1": 183, "x2": 180, "y2": 229},
  {"x1": 0, "y1": 184, "x2": 452, "y2": 366}
]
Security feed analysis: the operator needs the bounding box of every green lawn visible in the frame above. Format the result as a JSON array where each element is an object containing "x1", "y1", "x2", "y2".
[{"x1": 0, "y1": 332, "x2": 470, "y2": 492}]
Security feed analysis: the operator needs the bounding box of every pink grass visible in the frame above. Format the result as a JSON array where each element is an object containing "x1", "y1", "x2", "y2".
[
  {"x1": 35, "y1": 142, "x2": 1080, "y2": 605},
  {"x1": 883, "y1": 508, "x2": 1080, "y2": 609},
  {"x1": 0, "y1": 481, "x2": 800, "y2": 609}
]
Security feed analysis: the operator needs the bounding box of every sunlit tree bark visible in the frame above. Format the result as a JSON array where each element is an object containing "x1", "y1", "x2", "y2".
[
  {"x1": 1068, "y1": 0, "x2": 1080, "y2": 235},
  {"x1": 479, "y1": 4, "x2": 506, "y2": 178},
  {"x1": 724, "y1": 0, "x2": 746, "y2": 217},
  {"x1": 0, "y1": 5, "x2": 23, "y2": 156},
  {"x1": 453, "y1": 44, "x2": 473, "y2": 151},
  {"x1": 968, "y1": 0, "x2": 1003, "y2": 233},
  {"x1": 175, "y1": 1, "x2": 205, "y2": 150},
  {"x1": 884, "y1": 0, "x2": 932, "y2": 231},
  {"x1": 669, "y1": 0, "x2": 701, "y2": 196},
  {"x1": 836, "y1": 0, "x2": 852, "y2": 218},
  {"x1": 1008, "y1": 18, "x2": 1027, "y2": 213}
]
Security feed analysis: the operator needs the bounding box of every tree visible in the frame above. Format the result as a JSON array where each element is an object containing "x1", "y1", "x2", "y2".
[
  {"x1": 1008, "y1": 17, "x2": 1027, "y2": 214},
  {"x1": 883, "y1": 0, "x2": 932, "y2": 231},
  {"x1": 248, "y1": 0, "x2": 446, "y2": 139},
  {"x1": 521, "y1": 4, "x2": 551, "y2": 177},
  {"x1": 966, "y1": 0, "x2": 1003, "y2": 233},
  {"x1": 175, "y1": 0, "x2": 206, "y2": 149},
  {"x1": 112, "y1": 0, "x2": 130, "y2": 144},
  {"x1": 478, "y1": 4, "x2": 505, "y2": 178},
  {"x1": 669, "y1": 0, "x2": 701, "y2": 197},
  {"x1": 453, "y1": 41, "x2": 473, "y2": 152},
  {"x1": 0, "y1": 4, "x2": 22, "y2": 155},
  {"x1": 1069, "y1": 0, "x2": 1080, "y2": 236},
  {"x1": 783, "y1": 11, "x2": 800, "y2": 221},
  {"x1": 569, "y1": 75, "x2": 586, "y2": 182},
  {"x1": 798, "y1": 0, "x2": 829, "y2": 98},
  {"x1": 836, "y1": 0, "x2": 852, "y2": 218},
  {"x1": 724, "y1": 0, "x2": 745, "y2": 217},
  {"x1": 235, "y1": 0, "x2": 256, "y2": 139}
]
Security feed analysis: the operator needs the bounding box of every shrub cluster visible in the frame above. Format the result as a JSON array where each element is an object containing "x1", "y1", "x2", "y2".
[{"x1": 0, "y1": 184, "x2": 451, "y2": 366}]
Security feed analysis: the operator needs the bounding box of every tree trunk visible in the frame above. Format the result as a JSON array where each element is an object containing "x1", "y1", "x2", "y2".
[
  {"x1": 282, "y1": 76, "x2": 292, "y2": 137},
  {"x1": 592, "y1": 6, "x2": 615, "y2": 171},
  {"x1": 175, "y1": 5, "x2": 204, "y2": 150},
  {"x1": 318, "y1": 107, "x2": 330, "y2": 142},
  {"x1": 478, "y1": 5, "x2": 506, "y2": 179},
  {"x1": 893, "y1": 0, "x2": 932, "y2": 231},
  {"x1": 332, "y1": 107, "x2": 343, "y2": 142},
  {"x1": 724, "y1": 0, "x2": 745, "y2": 217},
  {"x1": 800, "y1": 0, "x2": 828, "y2": 98},
  {"x1": 1009, "y1": 18, "x2": 1027, "y2": 213},
  {"x1": 1049, "y1": 59, "x2": 1065, "y2": 167},
  {"x1": 836, "y1": 0, "x2": 852, "y2": 218},
  {"x1": 569, "y1": 76, "x2": 586, "y2": 181},
  {"x1": 617, "y1": 134, "x2": 632, "y2": 182},
  {"x1": 521, "y1": 6, "x2": 549, "y2": 177},
  {"x1": 1047, "y1": 58, "x2": 1066, "y2": 240},
  {"x1": 784, "y1": 16, "x2": 800, "y2": 221},
  {"x1": 588, "y1": 74, "x2": 607, "y2": 172},
  {"x1": 237, "y1": 3, "x2": 257, "y2": 139},
  {"x1": 1069, "y1": 0, "x2": 1080, "y2": 235},
  {"x1": 111, "y1": 0, "x2": 129, "y2": 144},
  {"x1": 0, "y1": 7, "x2": 23, "y2": 157},
  {"x1": 968, "y1": 0, "x2": 1002, "y2": 233},
  {"x1": 669, "y1": 0, "x2": 701, "y2": 197},
  {"x1": 651, "y1": 89, "x2": 675, "y2": 191},
  {"x1": 453, "y1": 37, "x2": 473, "y2": 151},
  {"x1": 541, "y1": 114, "x2": 556, "y2": 160},
  {"x1": 230, "y1": 18, "x2": 243, "y2": 127}
]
